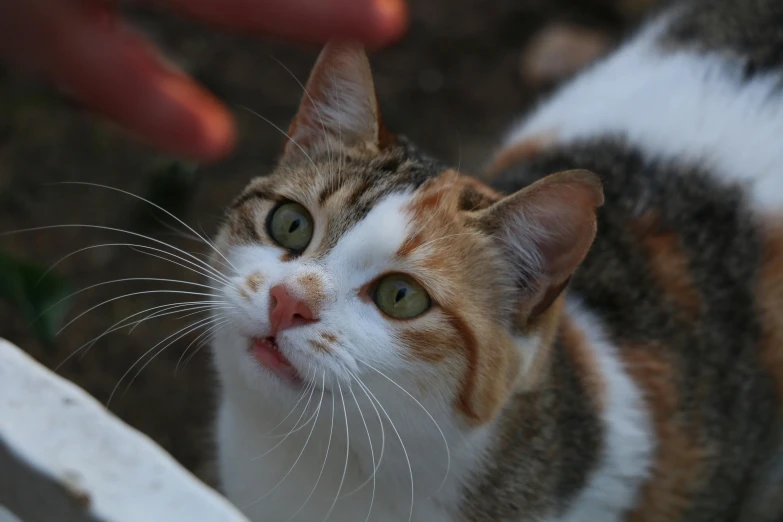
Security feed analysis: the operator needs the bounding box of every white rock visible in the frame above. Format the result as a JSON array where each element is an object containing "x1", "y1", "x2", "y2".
[{"x1": 0, "y1": 338, "x2": 248, "y2": 522}]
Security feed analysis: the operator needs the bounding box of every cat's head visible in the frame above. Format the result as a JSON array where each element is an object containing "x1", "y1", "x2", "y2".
[{"x1": 212, "y1": 42, "x2": 602, "y2": 426}]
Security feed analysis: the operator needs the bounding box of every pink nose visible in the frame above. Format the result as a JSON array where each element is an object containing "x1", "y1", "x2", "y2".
[{"x1": 268, "y1": 284, "x2": 317, "y2": 335}]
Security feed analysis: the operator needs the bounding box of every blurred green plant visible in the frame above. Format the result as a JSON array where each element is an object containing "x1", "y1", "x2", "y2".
[{"x1": 0, "y1": 247, "x2": 72, "y2": 349}]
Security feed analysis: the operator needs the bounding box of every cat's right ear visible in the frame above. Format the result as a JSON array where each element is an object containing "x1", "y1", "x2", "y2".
[
  {"x1": 280, "y1": 40, "x2": 389, "y2": 162},
  {"x1": 475, "y1": 169, "x2": 604, "y2": 320}
]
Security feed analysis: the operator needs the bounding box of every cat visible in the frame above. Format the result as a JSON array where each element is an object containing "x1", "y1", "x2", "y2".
[{"x1": 209, "y1": 0, "x2": 783, "y2": 520}]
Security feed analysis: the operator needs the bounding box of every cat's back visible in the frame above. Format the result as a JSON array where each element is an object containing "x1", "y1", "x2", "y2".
[{"x1": 486, "y1": 1, "x2": 783, "y2": 520}]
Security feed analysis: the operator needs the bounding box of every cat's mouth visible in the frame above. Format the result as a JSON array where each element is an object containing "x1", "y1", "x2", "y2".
[{"x1": 251, "y1": 337, "x2": 302, "y2": 385}]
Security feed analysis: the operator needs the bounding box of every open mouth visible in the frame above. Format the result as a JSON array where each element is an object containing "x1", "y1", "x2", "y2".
[{"x1": 251, "y1": 337, "x2": 302, "y2": 384}]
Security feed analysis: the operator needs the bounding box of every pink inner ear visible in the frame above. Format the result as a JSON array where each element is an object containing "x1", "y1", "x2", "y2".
[
  {"x1": 524, "y1": 175, "x2": 603, "y2": 283},
  {"x1": 480, "y1": 169, "x2": 603, "y2": 309}
]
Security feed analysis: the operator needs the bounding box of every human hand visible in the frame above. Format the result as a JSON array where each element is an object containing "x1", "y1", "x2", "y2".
[{"x1": 0, "y1": 0, "x2": 407, "y2": 161}]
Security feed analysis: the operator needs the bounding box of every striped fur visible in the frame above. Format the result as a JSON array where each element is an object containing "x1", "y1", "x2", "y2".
[{"x1": 211, "y1": 2, "x2": 783, "y2": 521}]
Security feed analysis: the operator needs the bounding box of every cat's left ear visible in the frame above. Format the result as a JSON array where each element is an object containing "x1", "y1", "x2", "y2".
[
  {"x1": 281, "y1": 40, "x2": 391, "y2": 161},
  {"x1": 476, "y1": 169, "x2": 604, "y2": 319}
]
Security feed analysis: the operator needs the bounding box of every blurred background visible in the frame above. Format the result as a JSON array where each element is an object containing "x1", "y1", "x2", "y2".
[{"x1": 0, "y1": 0, "x2": 657, "y2": 484}]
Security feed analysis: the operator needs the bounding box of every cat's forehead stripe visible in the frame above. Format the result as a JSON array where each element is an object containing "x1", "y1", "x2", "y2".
[
  {"x1": 306, "y1": 153, "x2": 446, "y2": 256},
  {"x1": 322, "y1": 191, "x2": 414, "y2": 265}
]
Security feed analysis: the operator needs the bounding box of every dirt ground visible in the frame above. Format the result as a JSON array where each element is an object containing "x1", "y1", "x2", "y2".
[{"x1": 0, "y1": 0, "x2": 646, "y2": 484}]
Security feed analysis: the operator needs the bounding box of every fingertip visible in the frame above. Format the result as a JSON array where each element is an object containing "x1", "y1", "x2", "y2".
[
  {"x1": 159, "y1": 0, "x2": 409, "y2": 48},
  {"x1": 187, "y1": 96, "x2": 237, "y2": 162},
  {"x1": 373, "y1": 0, "x2": 409, "y2": 44},
  {"x1": 152, "y1": 76, "x2": 238, "y2": 162},
  {"x1": 20, "y1": 0, "x2": 238, "y2": 163},
  {"x1": 197, "y1": 107, "x2": 237, "y2": 162}
]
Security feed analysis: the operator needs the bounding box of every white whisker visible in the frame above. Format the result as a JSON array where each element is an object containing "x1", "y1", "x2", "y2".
[
  {"x1": 49, "y1": 181, "x2": 239, "y2": 276},
  {"x1": 109, "y1": 314, "x2": 227, "y2": 405},
  {"x1": 175, "y1": 316, "x2": 234, "y2": 372},
  {"x1": 252, "y1": 378, "x2": 319, "y2": 459},
  {"x1": 125, "y1": 314, "x2": 231, "y2": 391},
  {"x1": 286, "y1": 376, "x2": 335, "y2": 522},
  {"x1": 237, "y1": 105, "x2": 326, "y2": 181},
  {"x1": 361, "y1": 361, "x2": 451, "y2": 493},
  {"x1": 341, "y1": 376, "x2": 383, "y2": 522},
  {"x1": 57, "y1": 289, "x2": 218, "y2": 336},
  {"x1": 244, "y1": 372, "x2": 328, "y2": 509},
  {"x1": 127, "y1": 302, "x2": 232, "y2": 335},
  {"x1": 39, "y1": 242, "x2": 230, "y2": 289},
  {"x1": 181, "y1": 323, "x2": 228, "y2": 368},
  {"x1": 54, "y1": 300, "x2": 227, "y2": 370},
  {"x1": 345, "y1": 381, "x2": 377, "y2": 521},
  {"x1": 352, "y1": 372, "x2": 415, "y2": 522},
  {"x1": 197, "y1": 224, "x2": 236, "y2": 275},
  {"x1": 260, "y1": 364, "x2": 317, "y2": 438},
  {"x1": 126, "y1": 245, "x2": 231, "y2": 286},
  {"x1": 38, "y1": 276, "x2": 221, "y2": 331},
  {"x1": 1, "y1": 224, "x2": 230, "y2": 286},
  {"x1": 323, "y1": 380, "x2": 350, "y2": 521}
]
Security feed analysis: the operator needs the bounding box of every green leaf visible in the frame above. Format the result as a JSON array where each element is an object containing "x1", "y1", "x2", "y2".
[{"x1": 0, "y1": 248, "x2": 72, "y2": 348}]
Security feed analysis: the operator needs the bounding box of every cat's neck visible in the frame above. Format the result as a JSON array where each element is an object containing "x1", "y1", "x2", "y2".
[{"x1": 214, "y1": 340, "x2": 498, "y2": 519}]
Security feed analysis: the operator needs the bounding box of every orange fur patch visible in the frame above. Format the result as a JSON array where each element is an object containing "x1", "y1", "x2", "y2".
[
  {"x1": 622, "y1": 345, "x2": 705, "y2": 522},
  {"x1": 397, "y1": 172, "x2": 520, "y2": 424},
  {"x1": 442, "y1": 308, "x2": 494, "y2": 423},
  {"x1": 296, "y1": 273, "x2": 326, "y2": 312},
  {"x1": 398, "y1": 171, "x2": 502, "y2": 256},
  {"x1": 485, "y1": 131, "x2": 558, "y2": 178},
  {"x1": 756, "y1": 222, "x2": 783, "y2": 416},
  {"x1": 396, "y1": 170, "x2": 599, "y2": 423},
  {"x1": 399, "y1": 327, "x2": 450, "y2": 363},
  {"x1": 631, "y1": 212, "x2": 702, "y2": 318},
  {"x1": 559, "y1": 317, "x2": 606, "y2": 408},
  {"x1": 246, "y1": 272, "x2": 265, "y2": 293}
]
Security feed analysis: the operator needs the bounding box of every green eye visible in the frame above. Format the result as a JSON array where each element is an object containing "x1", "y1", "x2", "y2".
[
  {"x1": 373, "y1": 274, "x2": 431, "y2": 319},
  {"x1": 267, "y1": 201, "x2": 313, "y2": 252}
]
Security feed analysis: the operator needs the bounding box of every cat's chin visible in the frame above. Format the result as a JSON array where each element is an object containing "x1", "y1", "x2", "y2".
[{"x1": 250, "y1": 337, "x2": 304, "y2": 387}]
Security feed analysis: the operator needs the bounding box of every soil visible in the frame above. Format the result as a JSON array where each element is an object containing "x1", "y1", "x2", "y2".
[{"x1": 0, "y1": 0, "x2": 645, "y2": 485}]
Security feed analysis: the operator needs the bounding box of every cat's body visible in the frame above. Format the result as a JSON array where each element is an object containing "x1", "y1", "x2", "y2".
[{"x1": 211, "y1": 1, "x2": 783, "y2": 521}]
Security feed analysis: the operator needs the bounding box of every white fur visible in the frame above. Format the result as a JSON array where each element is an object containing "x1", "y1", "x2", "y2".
[
  {"x1": 212, "y1": 187, "x2": 655, "y2": 522},
  {"x1": 554, "y1": 299, "x2": 654, "y2": 522},
  {"x1": 507, "y1": 14, "x2": 783, "y2": 213},
  {"x1": 212, "y1": 192, "x2": 492, "y2": 522}
]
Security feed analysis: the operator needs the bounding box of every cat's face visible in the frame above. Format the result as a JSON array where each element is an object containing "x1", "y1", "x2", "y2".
[{"x1": 211, "y1": 42, "x2": 603, "y2": 426}]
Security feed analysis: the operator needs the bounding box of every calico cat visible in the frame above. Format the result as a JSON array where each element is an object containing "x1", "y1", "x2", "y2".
[{"x1": 209, "y1": 0, "x2": 783, "y2": 520}]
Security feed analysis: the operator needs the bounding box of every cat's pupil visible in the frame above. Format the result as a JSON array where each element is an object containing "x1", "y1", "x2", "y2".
[
  {"x1": 288, "y1": 219, "x2": 300, "y2": 233},
  {"x1": 395, "y1": 288, "x2": 407, "y2": 303}
]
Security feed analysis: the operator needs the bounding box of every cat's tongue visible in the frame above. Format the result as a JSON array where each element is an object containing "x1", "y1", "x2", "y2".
[{"x1": 251, "y1": 337, "x2": 300, "y2": 382}]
